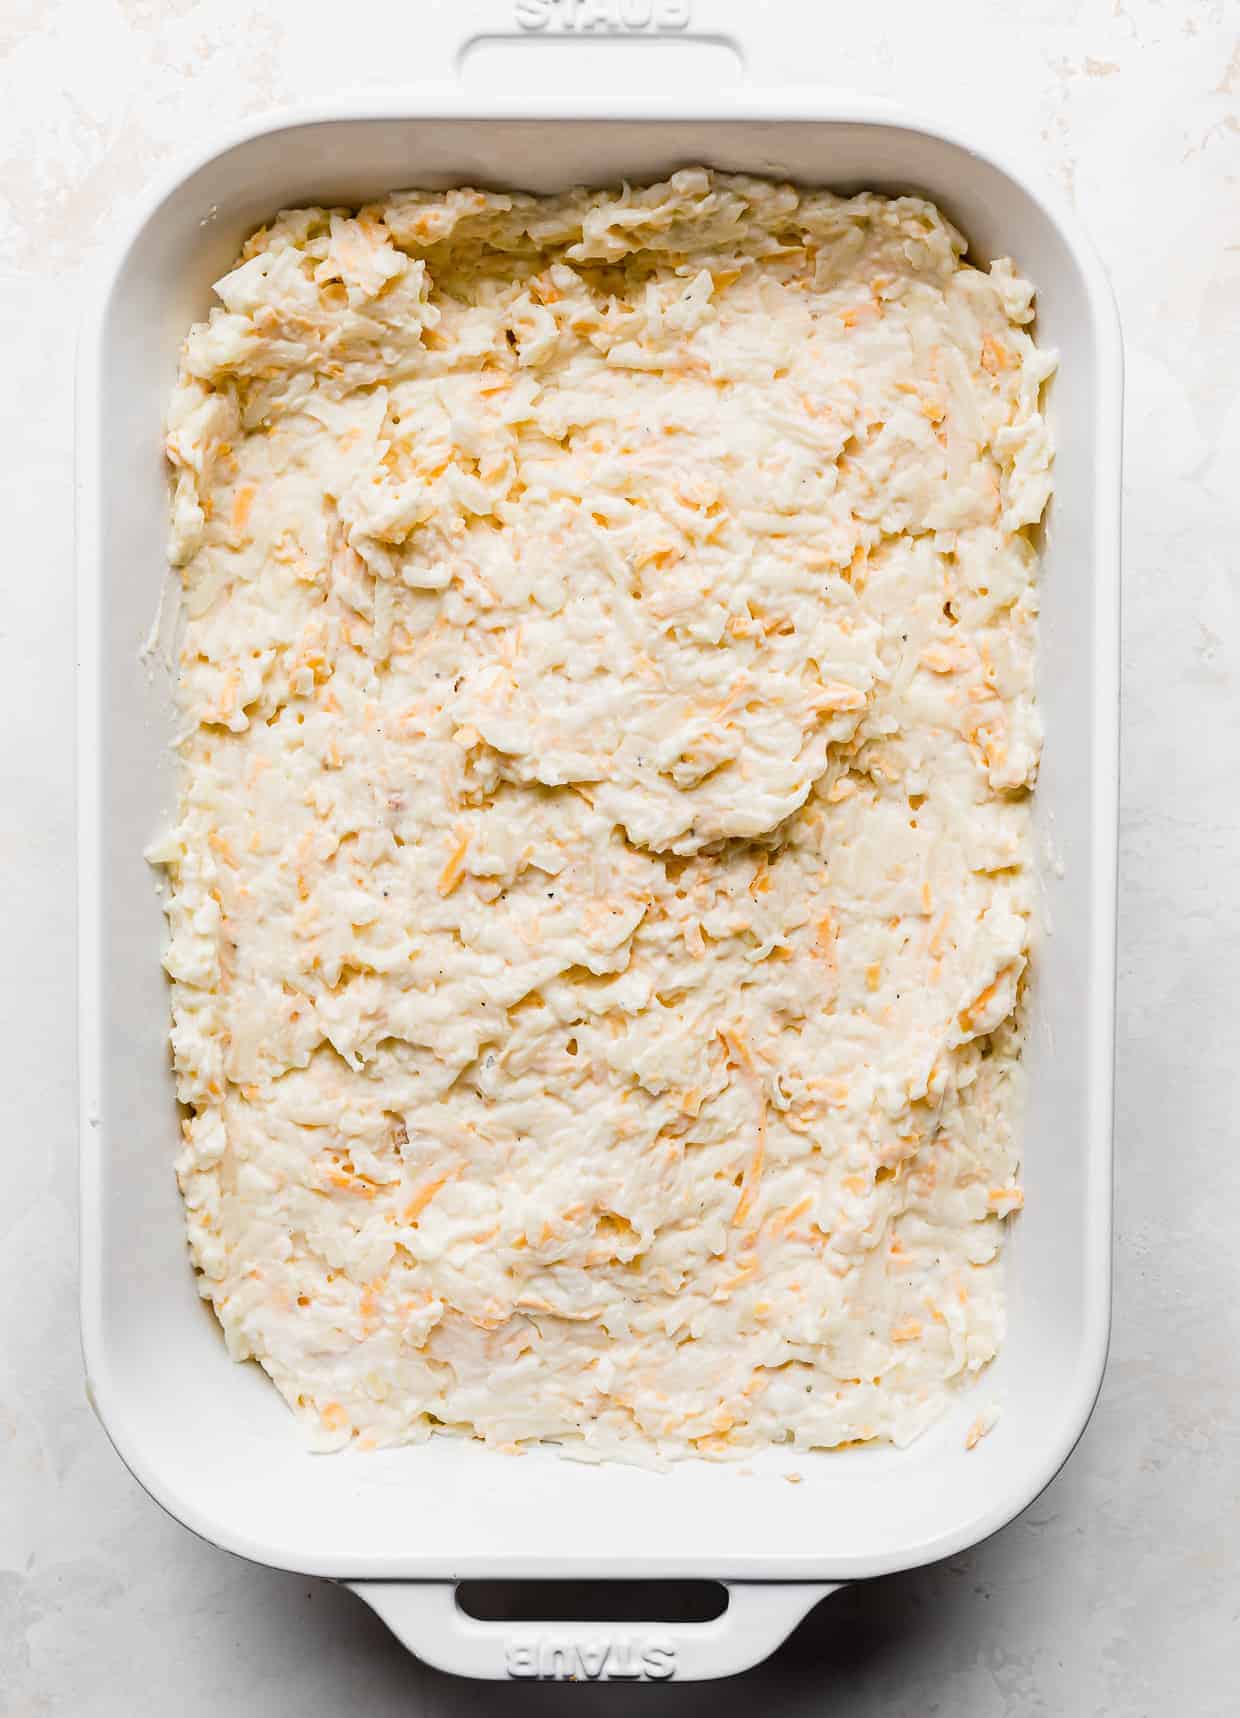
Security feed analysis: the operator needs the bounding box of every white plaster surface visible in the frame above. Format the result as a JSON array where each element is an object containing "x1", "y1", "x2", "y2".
[{"x1": 1, "y1": 0, "x2": 1237, "y2": 1710}]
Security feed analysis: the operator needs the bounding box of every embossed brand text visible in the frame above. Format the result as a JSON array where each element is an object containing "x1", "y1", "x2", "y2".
[
  {"x1": 514, "y1": 0, "x2": 692, "y2": 32},
  {"x1": 506, "y1": 1634, "x2": 677, "y2": 1680}
]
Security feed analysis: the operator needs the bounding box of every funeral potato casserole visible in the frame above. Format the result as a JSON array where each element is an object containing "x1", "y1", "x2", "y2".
[{"x1": 150, "y1": 169, "x2": 1054, "y2": 1460}]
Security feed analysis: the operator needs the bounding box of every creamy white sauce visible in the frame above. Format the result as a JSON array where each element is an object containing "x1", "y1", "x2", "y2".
[{"x1": 152, "y1": 170, "x2": 1052, "y2": 1458}]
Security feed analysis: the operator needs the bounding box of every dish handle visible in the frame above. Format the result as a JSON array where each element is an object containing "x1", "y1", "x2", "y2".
[
  {"x1": 411, "y1": 0, "x2": 816, "y2": 90},
  {"x1": 347, "y1": 1578, "x2": 842, "y2": 1681}
]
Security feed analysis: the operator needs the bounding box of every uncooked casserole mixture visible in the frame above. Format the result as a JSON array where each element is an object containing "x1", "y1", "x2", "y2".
[{"x1": 151, "y1": 170, "x2": 1053, "y2": 1459}]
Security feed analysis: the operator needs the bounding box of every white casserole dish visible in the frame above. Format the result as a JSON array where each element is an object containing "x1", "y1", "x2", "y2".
[{"x1": 77, "y1": 12, "x2": 1120, "y2": 1683}]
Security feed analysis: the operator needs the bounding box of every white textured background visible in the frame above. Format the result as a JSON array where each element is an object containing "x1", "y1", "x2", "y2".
[{"x1": 2, "y1": 0, "x2": 1237, "y2": 1711}]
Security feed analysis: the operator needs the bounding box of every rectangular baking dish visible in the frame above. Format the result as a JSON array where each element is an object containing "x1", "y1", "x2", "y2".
[{"x1": 77, "y1": 13, "x2": 1120, "y2": 1683}]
